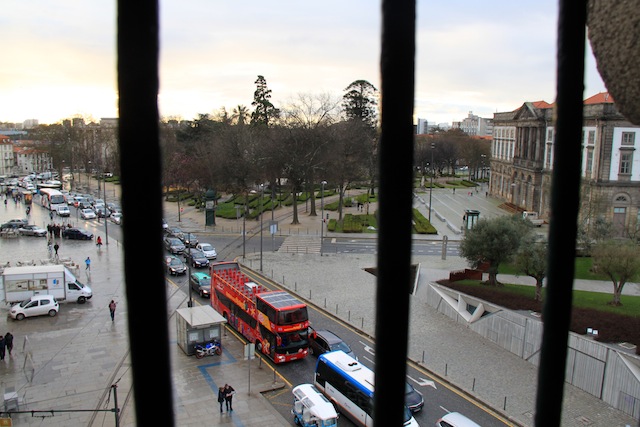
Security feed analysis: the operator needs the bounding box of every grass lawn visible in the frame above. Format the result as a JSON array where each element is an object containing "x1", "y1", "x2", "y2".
[
  {"x1": 440, "y1": 278, "x2": 640, "y2": 353},
  {"x1": 498, "y1": 257, "x2": 640, "y2": 282}
]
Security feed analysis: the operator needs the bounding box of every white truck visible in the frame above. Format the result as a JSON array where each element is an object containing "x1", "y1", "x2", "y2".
[
  {"x1": 1, "y1": 265, "x2": 93, "y2": 304},
  {"x1": 522, "y1": 211, "x2": 545, "y2": 227}
]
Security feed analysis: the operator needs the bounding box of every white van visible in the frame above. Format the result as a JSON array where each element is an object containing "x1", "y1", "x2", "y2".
[
  {"x1": 291, "y1": 383, "x2": 338, "y2": 427},
  {"x1": 436, "y1": 412, "x2": 481, "y2": 427}
]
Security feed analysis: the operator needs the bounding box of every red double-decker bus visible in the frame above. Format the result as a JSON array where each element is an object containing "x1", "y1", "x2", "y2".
[{"x1": 209, "y1": 261, "x2": 309, "y2": 363}]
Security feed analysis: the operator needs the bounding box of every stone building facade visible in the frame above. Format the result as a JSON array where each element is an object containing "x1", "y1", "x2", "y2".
[{"x1": 489, "y1": 93, "x2": 640, "y2": 237}]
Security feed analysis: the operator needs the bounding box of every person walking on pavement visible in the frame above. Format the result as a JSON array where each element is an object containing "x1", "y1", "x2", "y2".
[
  {"x1": 54, "y1": 242, "x2": 60, "y2": 258},
  {"x1": 108, "y1": 300, "x2": 117, "y2": 322},
  {"x1": 217, "y1": 387, "x2": 226, "y2": 413},
  {"x1": 96, "y1": 236, "x2": 103, "y2": 248},
  {"x1": 223, "y1": 384, "x2": 235, "y2": 411},
  {"x1": 85, "y1": 257, "x2": 91, "y2": 270},
  {"x1": 0, "y1": 334, "x2": 5, "y2": 361},
  {"x1": 4, "y1": 332, "x2": 13, "y2": 356}
]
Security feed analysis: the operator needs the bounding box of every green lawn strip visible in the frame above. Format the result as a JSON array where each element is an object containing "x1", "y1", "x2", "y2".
[{"x1": 499, "y1": 257, "x2": 640, "y2": 282}]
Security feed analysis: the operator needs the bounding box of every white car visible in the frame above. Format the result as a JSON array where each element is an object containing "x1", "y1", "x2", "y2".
[
  {"x1": 110, "y1": 212, "x2": 123, "y2": 225},
  {"x1": 80, "y1": 208, "x2": 97, "y2": 220},
  {"x1": 196, "y1": 242, "x2": 217, "y2": 260},
  {"x1": 57, "y1": 205, "x2": 71, "y2": 217},
  {"x1": 10, "y1": 295, "x2": 59, "y2": 320}
]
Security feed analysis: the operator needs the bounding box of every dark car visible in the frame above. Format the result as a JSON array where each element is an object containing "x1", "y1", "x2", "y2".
[
  {"x1": 62, "y1": 227, "x2": 94, "y2": 240},
  {"x1": 189, "y1": 271, "x2": 211, "y2": 298},
  {"x1": 180, "y1": 232, "x2": 199, "y2": 248},
  {"x1": 404, "y1": 381, "x2": 424, "y2": 413},
  {"x1": 164, "y1": 255, "x2": 187, "y2": 275},
  {"x1": 1, "y1": 218, "x2": 29, "y2": 230},
  {"x1": 184, "y1": 248, "x2": 210, "y2": 268},
  {"x1": 163, "y1": 236, "x2": 186, "y2": 254},
  {"x1": 308, "y1": 327, "x2": 355, "y2": 359}
]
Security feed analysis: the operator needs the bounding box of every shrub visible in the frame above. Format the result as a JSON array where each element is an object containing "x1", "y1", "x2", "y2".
[{"x1": 412, "y1": 209, "x2": 437, "y2": 234}]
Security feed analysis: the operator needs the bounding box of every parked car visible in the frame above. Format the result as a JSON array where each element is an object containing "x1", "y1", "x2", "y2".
[
  {"x1": 435, "y1": 412, "x2": 481, "y2": 427},
  {"x1": 94, "y1": 207, "x2": 108, "y2": 218},
  {"x1": 189, "y1": 271, "x2": 211, "y2": 298},
  {"x1": 404, "y1": 382, "x2": 424, "y2": 413},
  {"x1": 18, "y1": 224, "x2": 47, "y2": 237},
  {"x1": 62, "y1": 227, "x2": 94, "y2": 240},
  {"x1": 166, "y1": 227, "x2": 183, "y2": 239},
  {"x1": 184, "y1": 248, "x2": 210, "y2": 268},
  {"x1": 195, "y1": 242, "x2": 217, "y2": 260},
  {"x1": 9, "y1": 295, "x2": 59, "y2": 320},
  {"x1": 110, "y1": 212, "x2": 123, "y2": 225},
  {"x1": 80, "y1": 208, "x2": 97, "y2": 220},
  {"x1": 164, "y1": 255, "x2": 187, "y2": 276},
  {"x1": 307, "y1": 327, "x2": 356, "y2": 359},
  {"x1": 163, "y1": 236, "x2": 185, "y2": 254},
  {"x1": 180, "y1": 232, "x2": 199, "y2": 248},
  {"x1": 1, "y1": 218, "x2": 29, "y2": 230},
  {"x1": 56, "y1": 205, "x2": 71, "y2": 217}
]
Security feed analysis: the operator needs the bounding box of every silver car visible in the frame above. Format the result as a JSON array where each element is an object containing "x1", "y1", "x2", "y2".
[{"x1": 163, "y1": 236, "x2": 185, "y2": 254}]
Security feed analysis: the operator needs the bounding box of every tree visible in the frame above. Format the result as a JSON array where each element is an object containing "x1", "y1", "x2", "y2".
[
  {"x1": 251, "y1": 75, "x2": 280, "y2": 127},
  {"x1": 342, "y1": 80, "x2": 378, "y2": 128},
  {"x1": 513, "y1": 235, "x2": 548, "y2": 301},
  {"x1": 460, "y1": 215, "x2": 532, "y2": 286},
  {"x1": 591, "y1": 240, "x2": 640, "y2": 306}
]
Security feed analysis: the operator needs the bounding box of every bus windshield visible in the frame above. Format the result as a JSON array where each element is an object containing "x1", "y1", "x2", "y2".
[{"x1": 278, "y1": 307, "x2": 308, "y2": 325}]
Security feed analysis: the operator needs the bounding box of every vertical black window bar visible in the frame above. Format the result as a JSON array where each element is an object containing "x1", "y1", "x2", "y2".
[
  {"x1": 375, "y1": 1, "x2": 415, "y2": 426},
  {"x1": 535, "y1": 0, "x2": 586, "y2": 426},
  {"x1": 118, "y1": 1, "x2": 176, "y2": 425}
]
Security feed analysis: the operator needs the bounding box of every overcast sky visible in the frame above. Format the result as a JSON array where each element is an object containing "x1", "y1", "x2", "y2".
[{"x1": 1, "y1": 1, "x2": 607, "y2": 126}]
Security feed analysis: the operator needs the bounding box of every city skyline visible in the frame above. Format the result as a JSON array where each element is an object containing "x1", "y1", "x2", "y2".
[{"x1": 2, "y1": 1, "x2": 606, "y2": 126}]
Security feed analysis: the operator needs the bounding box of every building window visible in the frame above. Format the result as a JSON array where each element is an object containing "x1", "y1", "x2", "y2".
[
  {"x1": 586, "y1": 148, "x2": 593, "y2": 175},
  {"x1": 547, "y1": 128, "x2": 553, "y2": 142},
  {"x1": 546, "y1": 143, "x2": 552, "y2": 169},
  {"x1": 621, "y1": 132, "x2": 635, "y2": 146},
  {"x1": 588, "y1": 130, "x2": 595, "y2": 145},
  {"x1": 619, "y1": 151, "x2": 633, "y2": 175}
]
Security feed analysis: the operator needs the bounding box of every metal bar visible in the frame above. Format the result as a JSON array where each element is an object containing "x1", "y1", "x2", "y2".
[
  {"x1": 375, "y1": 1, "x2": 416, "y2": 426},
  {"x1": 117, "y1": 1, "x2": 175, "y2": 425},
  {"x1": 535, "y1": 1, "x2": 587, "y2": 425}
]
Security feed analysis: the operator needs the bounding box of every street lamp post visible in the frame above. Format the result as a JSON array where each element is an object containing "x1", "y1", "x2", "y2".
[
  {"x1": 429, "y1": 143, "x2": 434, "y2": 222},
  {"x1": 103, "y1": 168, "x2": 109, "y2": 245},
  {"x1": 88, "y1": 161, "x2": 92, "y2": 194},
  {"x1": 260, "y1": 184, "x2": 264, "y2": 272},
  {"x1": 320, "y1": 180, "x2": 327, "y2": 256}
]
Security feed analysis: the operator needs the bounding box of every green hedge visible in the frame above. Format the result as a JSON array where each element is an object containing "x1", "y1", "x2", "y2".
[{"x1": 413, "y1": 208, "x2": 437, "y2": 234}]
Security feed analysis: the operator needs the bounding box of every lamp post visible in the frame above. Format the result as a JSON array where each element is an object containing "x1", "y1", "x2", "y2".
[
  {"x1": 88, "y1": 161, "x2": 92, "y2": 194},
  {"x1": 103, "y1": 166, "x2": 109, "y2": 245},
  {"x1": 320, "y1": 180, "x2": 327, "y2": 256},
  {"x1": 429, "y1": 143, "x2": 434, "y2": 222},
  {"x1": 259, "y1": 184, "x2": 265, "y2": 271}
]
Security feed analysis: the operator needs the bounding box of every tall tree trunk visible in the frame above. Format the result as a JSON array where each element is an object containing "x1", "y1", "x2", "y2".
[
  {"x1": 535, "y1": 278, "x2": 544, "y2": 301},
  {"x1": 291, "y1": 188, "x2": 300, "y2": 225}
]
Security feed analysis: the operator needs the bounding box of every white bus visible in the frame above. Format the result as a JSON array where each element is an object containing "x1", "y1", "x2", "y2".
[
  {"x1": 38, "y1": 188, "x2": 67, "y2": 211},
  {"x1": 314, "y1": 350, "x2": 419, "y2": 427}
]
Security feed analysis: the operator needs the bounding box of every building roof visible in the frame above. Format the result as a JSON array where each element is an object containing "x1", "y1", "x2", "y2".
[
  {"x1": 531, "y1": 101, "x2": 553, "y2": 109},
  {"x1": 583, "y1": 92, "x2": 615, "y2": 104}
]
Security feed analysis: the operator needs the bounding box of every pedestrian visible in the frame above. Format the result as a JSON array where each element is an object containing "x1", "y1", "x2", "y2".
[
  {"x1": 48, "y1": 239, "x2": 53, "y2": 257},
  {"x1": 223, "y1": 384, "x2": 235, "y2": 411},
  {"x1": 49, "y1": 210, "x2": 54, "y2": 220},
  {"x1": 217, "y1": 386, "x2": 226, "y2": 413},
  {"x1": 85, "y1": 256, "x2": 91, "y2": 270},
  {"x1": 96, "y1": 236, "x2": 103, "y2": 248},
  {"x1": 108, "y1": 300, "x2": 117, "y2": 321},
  {"x1": 4, "y1": 332, "x2": 13, "y2": 356},
  {"x1": 0, "y1": 334, "x2": 5, "y2": 361},
  {"x1": 54, "y1": 242, "x2": 60, "y2": 257}
]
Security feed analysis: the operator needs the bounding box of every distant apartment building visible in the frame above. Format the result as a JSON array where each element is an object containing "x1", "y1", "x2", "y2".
[
  {"x1": 415, "y1": 118, "x2": 451, "y2": 134},
  {"x1": 489, "y1": 93, "x2": 640, "y2": 236},
  {"x1": 452, "y1": 111, "x2": 493, "y2": 136},
  {"x1": 0, "y1": 134, "x2": 14, "y2": 177},
  {"x1": 14, "y1": 141, "x2": 53, "y2": 175}
]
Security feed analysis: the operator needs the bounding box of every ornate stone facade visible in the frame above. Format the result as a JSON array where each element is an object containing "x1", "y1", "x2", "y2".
[{"x1": 489, "y1": 94, "x2": 640, "y2": 237}]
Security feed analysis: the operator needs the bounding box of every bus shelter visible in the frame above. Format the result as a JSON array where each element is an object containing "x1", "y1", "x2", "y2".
[{"x1": 176, "y1": 305, "x2": 226, "y2": 356}]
